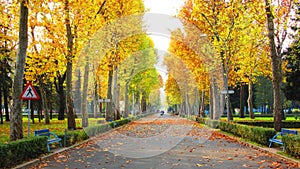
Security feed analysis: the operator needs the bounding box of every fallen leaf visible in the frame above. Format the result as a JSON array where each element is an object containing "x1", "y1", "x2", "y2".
[
  {"x1": 189, "y1": 148, "x2": 196, "y2": 152},
  {"x1": 196, "y1": 163, "x2": 203, "y2": 167}
]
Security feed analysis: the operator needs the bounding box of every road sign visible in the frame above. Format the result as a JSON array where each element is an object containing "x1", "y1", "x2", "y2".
[
  {"x1": 98, "y1": 99, "x2": 111, "y2": 103},
  {"x1": 20, "y1": 83, "x2": 40, "y2": 100},
  {"x1": 220, "y1": 90, "x2": 234, "y2": 94}
]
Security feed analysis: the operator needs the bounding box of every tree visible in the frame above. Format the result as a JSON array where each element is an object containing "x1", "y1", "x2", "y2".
[
  {"x1": 264, "y1": 0, "x2": 293, "y2": 131},
  {"x1": 178, "y1": 0, "x2": 251, "y2": 121},
  {"x1": 10, "y1": 0, "x2": 28, "y2": 141},
  {"x1": 234, "y1": 2, "x2": 271, "y2": 119},
  {"x1": 0, "y1": 0, "x2": 15, "y2": 122},
  {"x1": 118, "y1": 35, "x2": 157, "y2": 117}
]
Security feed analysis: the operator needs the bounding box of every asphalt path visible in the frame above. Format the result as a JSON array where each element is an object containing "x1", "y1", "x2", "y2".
[{"x1": 27, "y1": 113, "x2": 299, "y2": 169}]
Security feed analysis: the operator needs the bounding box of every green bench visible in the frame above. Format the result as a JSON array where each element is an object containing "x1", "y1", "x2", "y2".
[
  {"x1": 34, "y1": 129, "x2": 62, "y2": 152},
  {"x1": 269, "y1": 128, "x2": 298, "y2": 150}
]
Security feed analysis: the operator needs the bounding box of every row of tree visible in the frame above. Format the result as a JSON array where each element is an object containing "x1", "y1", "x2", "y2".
[
  {"x1": 163, "y1": 0, "x2": 299, "y2": 131},
  {"x1": 1, "y1": 0, "x2": 162, "y2": 141}
]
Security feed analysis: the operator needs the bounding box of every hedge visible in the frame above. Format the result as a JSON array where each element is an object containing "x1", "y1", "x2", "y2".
[
  {"x1": 282, "y1": 135, "x2": 300, "y2": 158},
  {"x1": 218, "y1": 122, "x2": 277, "y2": 146},
  {"x1": 0, "y1": 136, "x2": 48, "y2": 168},
  {"x1": 236, "y1": 121, "x2": 300, "y2": 128}
]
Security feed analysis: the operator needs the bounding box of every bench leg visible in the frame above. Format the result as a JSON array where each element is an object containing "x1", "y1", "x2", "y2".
[
  {"x1": 47, "y1": 144, "x2": 50, "y2": 152},
  {"x1": 269, "y1": 142, "x2": 272, "y2": 148},
  {"x1": 59, "y1": 141, "x2": 62, "y2": 148}
]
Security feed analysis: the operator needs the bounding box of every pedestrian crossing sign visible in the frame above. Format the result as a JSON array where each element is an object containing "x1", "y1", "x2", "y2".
[{"x1": 20, "y1": 82, "x2": 40, "y2": 100}]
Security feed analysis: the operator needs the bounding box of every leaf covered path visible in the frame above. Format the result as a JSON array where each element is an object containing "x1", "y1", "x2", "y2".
[{"x1": 28, "y1": 113, "x2": 299, "y2": 169}]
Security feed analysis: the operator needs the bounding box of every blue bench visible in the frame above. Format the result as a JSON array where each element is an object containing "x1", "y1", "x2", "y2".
[
  {"x1": 34, "y1": 129, "x2": 62, "y2": 152},
  {"x1": 269, "y1": 128, "x2": 298, "y2": 150}
]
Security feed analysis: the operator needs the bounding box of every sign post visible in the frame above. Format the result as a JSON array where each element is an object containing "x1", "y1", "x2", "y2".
[{"x1": 20, "y1": 82, "x2": 40, "y2": 137}]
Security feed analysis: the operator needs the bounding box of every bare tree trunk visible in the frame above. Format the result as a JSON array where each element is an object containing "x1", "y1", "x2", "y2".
[
  {"x1": 40, "y1": 83, "x2": 50, "y2": 124},
  {"x1": 124, "y1": 83, "x2": 130, "y2": 117},
  {"x1": 248, "y1": 80, "x2": 254, "y2": 119},
  {"x1": 200, "y1": 90, "x2": 205, "y2": 117},
  {"x1": 106, "y1": 67, "x2": 113, "y2": 121},
  {"x1": 212, "y1": 79, "x2": 220, "y2": 120},
  {"x1": 55, "y1": 73, "x2": 66, "y2": 120},
  {"x1": 239, "y1": 83, "x2": 245, "y2": 118},
  {"x1": 141, "y1": 93, "x2": 147, "y2": 113},
  {"x1": 265, "y1": 0, "x2": 283, "y2": 131},
  {"x1": 10, "y1": 0, "x2": 28, "y2": 141},
  {"x1": 94, "y1": 80, "x2": 99, "y2": 118},
  {"x1": 113, "y1": 66, "x2": 120, "y2": 120},
  {"x1": 65, "y1": 0, "x2": 76, "y2": 130},
  {"x1": 0, "y1": 85, "x2": 3, "y2": 124},
  {"x1": 209, "y1": 81, "x2": 213, "y2": 119},
  {"x1": 74, "y1": 68, "x2": 81, "y2": 115},
  {"x1": 220, "y1": 92, "x2": 225, "y2": 116},
  {"x1": 81, "y1": 55, "x2": 89, "y2": 127}
]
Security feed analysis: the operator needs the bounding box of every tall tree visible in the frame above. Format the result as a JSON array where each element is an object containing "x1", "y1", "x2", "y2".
[
  {"x1": 264, "y1": 0, "x2": 293, "y2": 131},
  {"x1": 64, "y1": 0, "x2": 76, "y2": 130},
  {"x1": 10, "y1": 0, "x2": 28, "y2": 141}
]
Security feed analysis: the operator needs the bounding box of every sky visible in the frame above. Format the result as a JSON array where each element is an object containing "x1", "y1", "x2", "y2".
[
  {"x1": 143, "y1": 0, "x2": 185, "y2": 51},
  {"x1": 143, "y1": 0, "x2": 185, "y2": 109}
]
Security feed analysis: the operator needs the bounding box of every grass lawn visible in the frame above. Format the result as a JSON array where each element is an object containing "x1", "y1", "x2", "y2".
[
  {"x1": 221, "y1": 116, "x2": 298, "y2": 121},
  {"x1": 0, "y1": 117, "x2": 105, "y2": 143}
]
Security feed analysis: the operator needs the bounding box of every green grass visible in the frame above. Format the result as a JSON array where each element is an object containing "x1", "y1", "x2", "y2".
[
  {"x1": 221, "y1": 116, "x2": 297, "y2": 122},
  {"x1": 0, "y1": 117, "x2": 106, "y2": 143}
]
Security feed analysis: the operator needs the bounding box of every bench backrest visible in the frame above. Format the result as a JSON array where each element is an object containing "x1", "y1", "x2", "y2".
[
  {"x1": 34, "y1": 129, "x2": 50, "y2": 137},
  {"x1": 281, "y1": 128, "x2": 298, "y2": 135}
]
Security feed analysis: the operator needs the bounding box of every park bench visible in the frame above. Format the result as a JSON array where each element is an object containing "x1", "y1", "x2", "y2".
[
  {"x1": 34, "y1": 129, "x2": 62, "y2": 152},
  {"x1": 269, "y1": 128, "x2": 298, "y2": 150}
]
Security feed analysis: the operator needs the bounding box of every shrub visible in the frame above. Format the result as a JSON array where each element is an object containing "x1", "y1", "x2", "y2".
[
  {"x1": 219, "y1": 122, "x2": 276, "y2": 146},
  {"x1": 0, "y1": 137, "x2": 48, "y2": 168},
  {"x1": 235, "y1": 121, "x2": 300, "y2": 128},
  {"x1": 196, "y1": 117, "x2": 206, "y2": 124},
  {"x1": 205, "y1": 119, "x2": 219, "y2": 128},
  {"x1": 282, "y1": 135, "x2": 300, "y2": 158}
]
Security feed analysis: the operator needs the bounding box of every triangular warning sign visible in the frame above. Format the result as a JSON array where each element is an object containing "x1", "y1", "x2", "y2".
[{"x1": 20, "y1": 83, "x2": 40, "y2": 100}]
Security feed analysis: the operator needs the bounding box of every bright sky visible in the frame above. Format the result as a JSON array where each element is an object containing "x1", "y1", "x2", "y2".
[
  {"x1": 143, "y1": 0, "x2": 185, "y2": 109},
  {"x1": 143, "y1": 0, "x2": 185, "y2": 51}
]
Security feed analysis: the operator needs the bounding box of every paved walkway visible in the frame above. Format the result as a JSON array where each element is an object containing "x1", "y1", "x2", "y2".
[{"x1": 22, "y1": 113, "x2": 299, "y2": 169}]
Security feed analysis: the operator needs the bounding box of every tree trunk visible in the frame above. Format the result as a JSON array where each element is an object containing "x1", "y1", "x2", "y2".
[
  {"x1": 40, "y1": 83, "x2": 50, "y2": 124},
  {"x1": 10, "y1": 0, "x2": 28, "y2": 141},
  {"x1": 106, "y1": 67, "x2": 113, "y2": 121},
  {"x1": 209, "y1": 81, "x2": 213, "y2": 119},
  {"x1": 113, "y1": 66, "x2": 120, "y2": 120},
  {"x1": 212, "y1": 78, "x2": 220, "y2": 120},
  {"x1": 265, "y1": 0, "x2": 283, "y2": 131},
  {"x1": 74, "y1": 68, "x2": 81, "y2": 115},
  {"x1": 124, "y1": 83, "x2": 130, "y2": 117},
  {"x1": 200, "y1": 90, "x2": 205, "y2": 117},
  {"x1": 248, "y1": 80, "x2": 254, "y2": 119},
  {"x1": 141, "y1": 93, "x2": 147, "y2": 113},
  {"x1": 239, "y1": 83, "x2": 245, "y2": 118},
  {"x1": 65, "y1": 0, "x2": 76, "y2": 130},
  {"x1": 3, "y1": 87, "x2": 10, "y2": 121},
  {"x1": 56, "y1": 75, "x2": 66, "y2": 120},
  {"x1": 136, "y1": 92, "x2": 141, "y2": 114},
  {"x1": 94, "y1": 80, "x2": 99, "y2": 118},
  {"x1": 81, "y1": 55, "x2": 89, "y2": 127},
  {"x1": 0, "y1": 84, "x2": 3, "y2": 124}
]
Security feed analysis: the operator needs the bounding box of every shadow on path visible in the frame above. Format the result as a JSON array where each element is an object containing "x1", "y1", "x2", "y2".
[{"x1": 25, "y1": 113, "x2": 299, "y2": 169}]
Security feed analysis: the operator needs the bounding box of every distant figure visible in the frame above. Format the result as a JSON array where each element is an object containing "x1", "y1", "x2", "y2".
[{"x1": 160, "y1": 110, "x2": 164, "y2": 116}]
